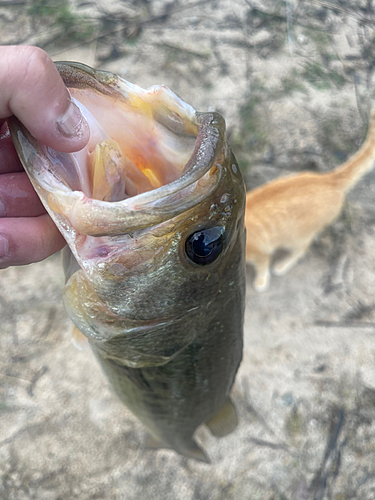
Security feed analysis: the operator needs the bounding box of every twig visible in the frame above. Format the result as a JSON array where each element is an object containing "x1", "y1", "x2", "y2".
[
  {"x1": 0, "y1": 419, "x2": 51, "y2": 448},
  {"x1": 27, "y1": 365, "x2": 49, "y2": 397},
  {"x1": 314, "y1": 320, "x2": 375, "y2": 328},
  {"x1": 156, "y1": 42, "x2": 210, "y2": 59},
  {"x1": 242, "y1": 377, "x2": 276, "y2": 437},
  {"x1": 309, "y1": 408, "x2": 345, "y2": 500},
  {"x1": 0, "y1": 373, "x2": 30, "y2": 384},
  {"x1": 0, "y1": 0, "x2": 26, "y2": 5},
  {"x1": 286, "y1": 0, "x2": 295, "y2": 54},
  {"x1": 39, "y1": 308, "x2": 57, "y2": 337},
  {"x1": 36, "y1": 0, "x2": 216, "y2": 57},
  {"x1": 246, "y1": 436, "x2": 290, "y2": 452},
  {"x1": 305, "y1": 0, "x2": 375, "y2": 27}
]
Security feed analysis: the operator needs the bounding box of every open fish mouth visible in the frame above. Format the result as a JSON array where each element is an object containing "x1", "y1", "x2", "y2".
[{"x1": 8, "y1": 62, "x2": 224, "y2": 247}]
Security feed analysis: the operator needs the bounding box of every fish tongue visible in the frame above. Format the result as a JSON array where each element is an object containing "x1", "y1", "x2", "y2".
[
  {"x1": 70, "y1": 97, "x2": 162, "y2": 202},
  {"x1": 88, "y1": 139, "x2": 128, "y2": 202},
  {"x1": 88, "y1": 138, "x2": 163, "y2": 202}
]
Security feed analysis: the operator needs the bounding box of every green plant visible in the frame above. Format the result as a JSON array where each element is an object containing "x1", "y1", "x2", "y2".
[
  {"x1": 229, "y1": 94, "x2": 269, "y2": 177},
  {"x1": 28, "y1": 0, "x2": 95, "y2": 44},
  {"x1": 303, "y1": 61, "x2": 345, "y2": 91},
  {"x1": 282, "y1": 75, "x2": 307, "y2": 95}
]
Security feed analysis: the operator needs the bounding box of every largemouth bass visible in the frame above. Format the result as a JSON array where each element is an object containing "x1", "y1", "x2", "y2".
[{"x1": 9, "y1": 62, "x2": 246, "y2": 462}]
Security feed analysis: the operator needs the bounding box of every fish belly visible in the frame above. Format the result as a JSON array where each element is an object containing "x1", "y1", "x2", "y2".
[{"x1": 91, "y1": 287, "x2": 244, "y2": 461}]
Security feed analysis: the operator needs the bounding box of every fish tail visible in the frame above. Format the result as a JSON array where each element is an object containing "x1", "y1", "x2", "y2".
[
  {"x1": 146, "y1": 434, "x2": 210, "y2": 463},
  {"x1": 181, "y1": 440, "x2": 210, "y2": 463}
]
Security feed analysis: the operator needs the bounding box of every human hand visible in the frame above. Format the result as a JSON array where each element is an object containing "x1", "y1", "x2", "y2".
[{"x1": 0, "y1": 45, "x2": 89, "y2": 269}]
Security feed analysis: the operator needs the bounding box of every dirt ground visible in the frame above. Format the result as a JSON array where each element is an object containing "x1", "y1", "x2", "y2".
[{"x1": 2, "y1": 1, "x2": 375, "y2": 499}]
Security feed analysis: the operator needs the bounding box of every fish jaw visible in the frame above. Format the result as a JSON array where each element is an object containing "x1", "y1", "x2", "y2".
[{"x1": 8, "y1": 62, "x2": 225, "y2": 263}]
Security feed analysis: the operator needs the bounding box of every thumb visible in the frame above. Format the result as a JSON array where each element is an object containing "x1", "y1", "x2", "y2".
[{"x1": 0, "y1": 45, "x2": 89, "y2": 153}]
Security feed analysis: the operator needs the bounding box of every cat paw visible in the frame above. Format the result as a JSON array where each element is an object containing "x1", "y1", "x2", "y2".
[
  {"x1": 273, "y1": 255, "x2": 302, "y2": 276},
  {"x1": 253, "y1": 276, "x2": 270, "y2": 293},
  {"x1": 273, "y1": 261, "x2": 292, "y2": 276}
]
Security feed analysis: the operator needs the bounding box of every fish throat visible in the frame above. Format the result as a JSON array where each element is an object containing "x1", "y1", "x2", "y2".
[{"x1": 54, "y1": 62, "x2": 199, "y2": 203}]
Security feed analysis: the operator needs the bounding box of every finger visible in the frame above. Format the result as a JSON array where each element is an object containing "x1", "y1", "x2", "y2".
[
  {"x1": 0, "y1": 126, "x2": 23, "y2": 174},
  {"x1": 0, "y1": 172, "x2": 45, "y2": 217},
  {"x1": 0, "y1": 213, "x2": 65, "y2": 268},
  {"x1": 0, "y1": 45, "x2": 89, "y2": 152}
]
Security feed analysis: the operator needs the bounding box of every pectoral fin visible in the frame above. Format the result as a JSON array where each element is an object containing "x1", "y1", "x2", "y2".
[
  {"x1": 205, "y1": 397, "x2": 238, "y2": 437},
  {"x1": 71, "y1": 324, "x2": 89, "y2": 351}
]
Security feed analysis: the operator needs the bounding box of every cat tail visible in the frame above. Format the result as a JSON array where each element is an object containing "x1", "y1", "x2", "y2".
[{"x1": 331, "y1": 107, "x2": 375, "y2": 193}]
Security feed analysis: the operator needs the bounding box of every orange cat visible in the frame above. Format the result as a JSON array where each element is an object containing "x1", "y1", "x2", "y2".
[{"x1": 245, "y1": 109, "x2": 375, "y2": 292}]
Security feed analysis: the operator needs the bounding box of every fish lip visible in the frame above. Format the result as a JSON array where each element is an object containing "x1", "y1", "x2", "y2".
[
  {"x1": 9, "y1": 62, "x2": 227, "y2": 235},
  {"x1": 43, "y1": 112, "x2": 225, "y2": 236},
  {"x1": 124, "y1": 111, "x2": 226, "y2": 208},
  {"x1": 55, "y1": 61, "x2": 225, "y2": 209},
  {"x1": 54, "y1": 61, "x2": 225, "y2": 207}
]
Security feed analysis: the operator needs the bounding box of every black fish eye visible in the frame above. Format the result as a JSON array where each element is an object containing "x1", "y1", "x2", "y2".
[{"x1": 185, "y1": 226, "x2": 224, "y2": 266}]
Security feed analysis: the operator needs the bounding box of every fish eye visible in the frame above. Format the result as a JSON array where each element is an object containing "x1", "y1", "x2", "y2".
[{"x1": 185, "y1": 226, "x2": 224, "y2": 266}]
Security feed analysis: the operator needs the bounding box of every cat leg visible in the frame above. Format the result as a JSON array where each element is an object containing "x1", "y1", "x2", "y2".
[
  {"x1": 251, "y1": 254, "x2": 271, "y2": 292},
  {"x1": 272, "y1": 243, "x2": 310, "y2": 277}
]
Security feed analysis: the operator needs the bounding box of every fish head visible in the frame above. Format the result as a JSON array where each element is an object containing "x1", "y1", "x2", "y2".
[{"x1": 9, "y1": 62, "x2": 246, "y2": 367}]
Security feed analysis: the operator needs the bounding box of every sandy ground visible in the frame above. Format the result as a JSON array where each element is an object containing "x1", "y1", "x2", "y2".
[{"x1": 2, "y1": 1, "x2": 375, "y2": 499}]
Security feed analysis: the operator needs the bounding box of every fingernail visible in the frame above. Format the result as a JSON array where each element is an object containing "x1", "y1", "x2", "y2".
[
  {"x1": 0, "y1": 199, "x2": 6, "y2": 217},
  {"x1": 56, "y1": 99, "x2": 88, "y2": 139},
  {"x1": 0, "y1": 234, "x2": 9, "y2": 259}
]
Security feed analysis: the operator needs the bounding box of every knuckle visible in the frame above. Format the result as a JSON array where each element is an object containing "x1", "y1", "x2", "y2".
[
  {"x1": 17, "y1": 46, "x2": 53, "y2": 92},
  {"x1": 0, "y1": 231, "x2": 11, "y2": 267}
]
